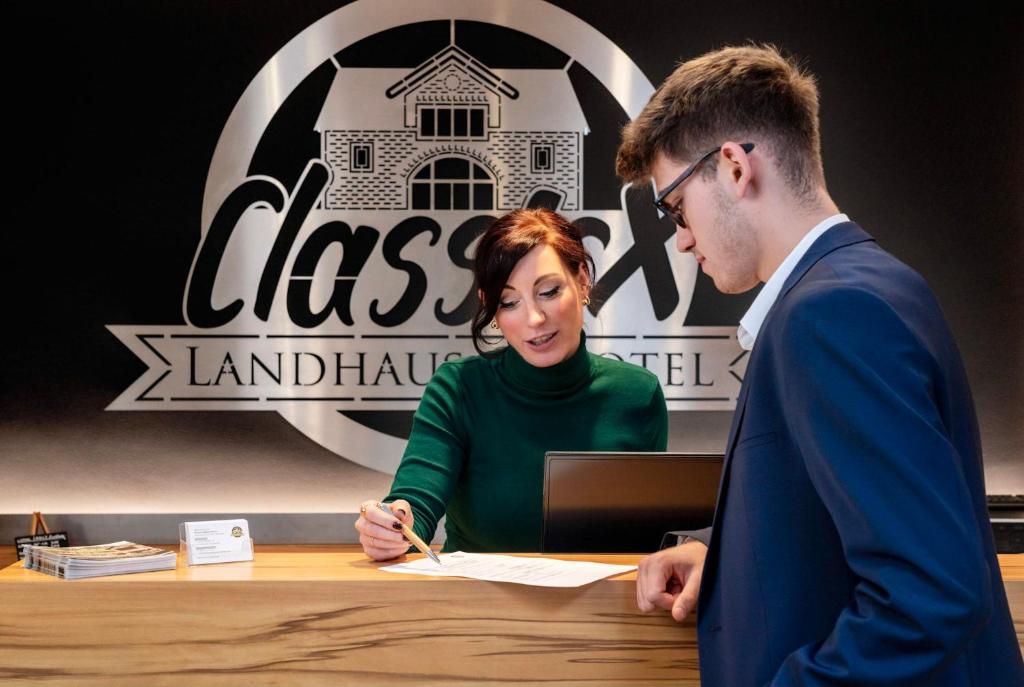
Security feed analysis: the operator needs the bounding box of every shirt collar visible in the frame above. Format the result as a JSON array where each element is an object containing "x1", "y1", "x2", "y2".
[{"x1": 737, "y1": 213, "x2": 849, "y2": 350}]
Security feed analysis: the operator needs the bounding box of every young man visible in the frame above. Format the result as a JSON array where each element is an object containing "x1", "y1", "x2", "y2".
[{"x1": 617, "y1": 45, "x2": 1022, "y2": 686}]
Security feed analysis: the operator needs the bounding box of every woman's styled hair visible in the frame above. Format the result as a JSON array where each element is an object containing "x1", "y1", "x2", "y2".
[{"x1": 471, "y1": 208, "x2": 594, "y2": 356}]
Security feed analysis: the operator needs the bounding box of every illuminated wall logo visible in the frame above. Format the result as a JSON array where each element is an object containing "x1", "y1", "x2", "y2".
[
  {"x1": 107, "y1": 0, "x2": 748, "y2": 473},
  {"x1": 321, "y1": 44, "x2": 584, "y2": 212}
]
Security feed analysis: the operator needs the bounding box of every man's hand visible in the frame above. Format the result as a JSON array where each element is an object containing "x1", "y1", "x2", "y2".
[{"x1": 636, "y1": 540, "x2": 708, "y2": 622}]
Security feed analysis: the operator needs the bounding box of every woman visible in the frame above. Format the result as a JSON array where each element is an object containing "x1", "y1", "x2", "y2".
[{"x1": 356, "y1": 208, "x2": 667, "y2": 559}]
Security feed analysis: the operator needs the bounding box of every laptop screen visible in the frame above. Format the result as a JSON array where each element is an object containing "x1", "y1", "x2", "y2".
[{"x1": 542, "y1": 451, "x2": 723, "y2": 554}]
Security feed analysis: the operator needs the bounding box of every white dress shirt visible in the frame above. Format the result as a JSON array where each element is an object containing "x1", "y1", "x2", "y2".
[{"x1": 736, "y1": 213, "x2": 850, "y2": 351}]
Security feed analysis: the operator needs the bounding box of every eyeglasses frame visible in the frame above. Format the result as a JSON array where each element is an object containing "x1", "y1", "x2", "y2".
[{"x1": 653, "y1": 142, "x2": 755, "y2": 228}]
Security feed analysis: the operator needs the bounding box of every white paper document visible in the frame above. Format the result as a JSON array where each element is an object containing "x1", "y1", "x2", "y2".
[{"x1": 380, "y1": 551, "x2": 635, "y2": 588}]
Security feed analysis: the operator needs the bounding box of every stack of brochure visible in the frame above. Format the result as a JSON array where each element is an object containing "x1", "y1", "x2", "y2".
[{"x1": 22, "y1": 541, "x2": 177, "y2": 579}]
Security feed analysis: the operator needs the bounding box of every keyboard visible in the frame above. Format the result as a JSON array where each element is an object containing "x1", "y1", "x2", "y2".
[
  {"x1": 987, "y1": 496, "x2": 1024, "y2": 553},
  {"x1": 987, "y1": 494, "x2": 1024, "y2": 510},
  {"x1": 991, "y1": 519, "x2": 1024, "y2": 554}
]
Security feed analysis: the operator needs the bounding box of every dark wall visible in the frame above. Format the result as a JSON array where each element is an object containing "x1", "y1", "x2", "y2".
[
  {"x1": 563, "y1": 1, "x2": 1024, "y2": 469},
  {"x1": 5, "y1": 1, "x2": 1021, "y2": 493}
]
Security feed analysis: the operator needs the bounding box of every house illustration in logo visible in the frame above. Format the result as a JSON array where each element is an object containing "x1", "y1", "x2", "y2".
[{"x1": 315, "y1": 44, "x2": 588, "y2": 211}]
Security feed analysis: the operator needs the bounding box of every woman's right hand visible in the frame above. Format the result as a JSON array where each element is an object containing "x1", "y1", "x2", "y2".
[{"x1": 355, "y1": 498, "x2": 415, "y2": 561}]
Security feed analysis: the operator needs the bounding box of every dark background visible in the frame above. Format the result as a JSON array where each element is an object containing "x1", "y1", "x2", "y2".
[{"x1": 4, "y1": 1, "x2": 1021, "y2": 497}]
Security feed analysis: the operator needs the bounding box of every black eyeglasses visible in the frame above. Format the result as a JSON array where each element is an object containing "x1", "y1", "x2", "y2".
[{"x1": 653, "y1": 142, "x2": 755, "y2": 228}]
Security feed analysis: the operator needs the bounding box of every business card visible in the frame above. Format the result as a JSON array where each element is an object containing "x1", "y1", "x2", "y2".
[{"x1": 179, "y1": 519, "x2": 253, "y2": 565}]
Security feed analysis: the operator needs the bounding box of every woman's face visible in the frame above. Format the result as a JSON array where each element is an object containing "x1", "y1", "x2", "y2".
[{"x1": 494, "y1": 243, "x2": 589, "y2": 367}]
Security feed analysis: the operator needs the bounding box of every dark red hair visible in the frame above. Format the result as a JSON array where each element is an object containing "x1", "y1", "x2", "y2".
[{"x1": 471, "y1": 208, "x2": 594, "y2": 356}]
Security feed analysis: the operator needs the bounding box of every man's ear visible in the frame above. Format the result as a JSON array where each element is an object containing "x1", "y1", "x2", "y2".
[{"x1": 720, "y1": 141, "x2": 754, "y2": 199}]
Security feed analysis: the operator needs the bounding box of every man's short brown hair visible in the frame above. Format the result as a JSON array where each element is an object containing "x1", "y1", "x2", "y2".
[{"x1": 616, "y1": 44, "x2": 824, "y2": 200}]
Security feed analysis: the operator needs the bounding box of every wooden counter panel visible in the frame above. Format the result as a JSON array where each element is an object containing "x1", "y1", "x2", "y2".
[
  {"x1": 0, "y1": 551, "x2": 696, "y2": 686},
  {"x1": 1, "y1": 549, "x2": 1020, "y2": 686}
]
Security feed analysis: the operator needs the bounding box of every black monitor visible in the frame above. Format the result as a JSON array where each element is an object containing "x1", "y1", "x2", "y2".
[{"x1": 542, "y1": 451, "x2": 723, "y2": 554}]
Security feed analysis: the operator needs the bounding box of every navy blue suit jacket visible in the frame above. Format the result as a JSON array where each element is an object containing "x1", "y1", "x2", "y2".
[{"x1": 695, "y1": 223, "x2": 1023, "y2": 686}]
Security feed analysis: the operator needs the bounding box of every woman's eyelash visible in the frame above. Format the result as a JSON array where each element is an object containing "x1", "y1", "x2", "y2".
[{"x1": 498, "y1": 285, "x2": 560, "y2": 309}]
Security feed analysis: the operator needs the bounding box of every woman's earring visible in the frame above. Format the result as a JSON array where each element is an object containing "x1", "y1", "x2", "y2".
[
  {"x1": 582, "y1": 297, "x2": 591, "y2": 306},
  {"x1": 490, "y1": 320, "x2": 499, "y2": 330}
]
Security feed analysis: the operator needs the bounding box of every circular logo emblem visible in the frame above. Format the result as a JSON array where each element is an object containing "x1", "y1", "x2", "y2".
[{"x1": 107, "y1": 1, "x2": 746, "y2": 473}]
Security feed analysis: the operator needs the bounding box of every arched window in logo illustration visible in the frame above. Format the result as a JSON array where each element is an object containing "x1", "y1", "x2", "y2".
[{"x1": 411, "y1": 157, "x2": 494, "y2": 210}]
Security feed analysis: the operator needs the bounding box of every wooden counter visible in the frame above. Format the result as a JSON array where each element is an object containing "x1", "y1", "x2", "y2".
[
  {"x1": 0, "y1": 547, "x2": 1020, "y2": 686},
  {"x1": 0, "y1": 546, "x2": 695, "y2": 686}
]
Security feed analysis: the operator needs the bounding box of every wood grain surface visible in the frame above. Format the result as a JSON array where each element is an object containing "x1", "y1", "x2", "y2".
[
  {"x1": 0, "y1": 547, "x2": 696, "y2": 686},
  {"x1": 1, "y1": 548, "x2": 1020, "y2": 686}
]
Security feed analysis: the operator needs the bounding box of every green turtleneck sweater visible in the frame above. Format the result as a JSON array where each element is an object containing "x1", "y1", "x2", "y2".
[{"x1": 384, "y1": 335, "x2": 668, "y2": 552}]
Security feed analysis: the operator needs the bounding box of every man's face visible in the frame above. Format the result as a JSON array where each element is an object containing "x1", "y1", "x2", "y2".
[{"x1": 651, "y1": 152, "x2": 760, "y2": 294}]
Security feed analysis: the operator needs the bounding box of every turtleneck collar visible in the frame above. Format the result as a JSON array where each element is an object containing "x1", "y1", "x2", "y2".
[{"x1": 497, "y1": 331, "x2": 593, "y2": 396}]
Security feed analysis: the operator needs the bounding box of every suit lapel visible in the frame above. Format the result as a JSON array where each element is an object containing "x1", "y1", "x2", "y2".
[
  {"x1": 698, "y1": 222, "x2": 875, "y2": 607},
  {"x1": 718, "y1": 223, "x2": 873, "y2": 475},
  {"x1": 721, "y1": 223, "x2": 872, "y2": 463},
  {"x1": 775, "y1": 222, "x2": 874, "y2": 303},
  {"x1": 697, "y1": 366, "x2": 750, "y2": 606}
]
